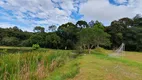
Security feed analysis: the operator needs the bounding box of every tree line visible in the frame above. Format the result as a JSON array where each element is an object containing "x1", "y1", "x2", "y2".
[{"x1": 0, "y1": 14, "x2": 142, "y2": 51}]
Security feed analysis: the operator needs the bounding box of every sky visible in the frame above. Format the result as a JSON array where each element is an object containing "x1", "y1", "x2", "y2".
[{"x1": 0, "y1": 0, "x2": 142, "y2": 31}]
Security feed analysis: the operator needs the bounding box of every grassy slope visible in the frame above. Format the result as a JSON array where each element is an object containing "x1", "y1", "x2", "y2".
[{"x1": 71, "y1": 49, "x2": 142, "y2": 80}]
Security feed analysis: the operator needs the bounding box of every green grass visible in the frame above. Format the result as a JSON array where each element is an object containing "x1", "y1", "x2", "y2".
[
  {"x1": 0, "y1": 46, "x2": 50, "y2": 53},
  {"x1": 46, "y1": 59, "x2": 79, "y2": 80},
  {"x1": 0, "y1": 47, "x2": 79, "y2": 80},
  {"x1": 70, "y1": 48, "x2": 142, "y2": 80},
  {"x1": 1, "y1": 46, "x2": 142, "y2": 80}
]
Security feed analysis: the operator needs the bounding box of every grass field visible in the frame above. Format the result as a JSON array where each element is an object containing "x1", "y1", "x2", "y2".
[
  {"x1": 0, "y1": 46, "x2": 142, "y2": 80},
  {"x1": 71, "y1": 48, "x2": 142, "y2": 80},
  {"x1": 0, "y1": 46, "x2": 79, "y2": 80}
]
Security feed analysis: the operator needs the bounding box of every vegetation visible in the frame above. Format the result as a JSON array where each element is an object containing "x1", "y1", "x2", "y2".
[
  {"x1": 32, "y1": 44, "x2": 40, "y2": 50},
  {"x1": 78, "y1": 22, "x2": 111, "y2": 53},
  {"x1": 70, "y1": 48, "x2": 142, "y2": 80},
  {"x1": 0, "y1": 47, "x2": 142, "y2": 80},
  {"x1": 0, "y1": 14, "x2": 142, "y2": 51},
  {"x1": 0, "y1": 14, "x2": 142, "y2": 80},
  {"x1": 0, "y1": 48, "x2": 79, "y2": 80}
]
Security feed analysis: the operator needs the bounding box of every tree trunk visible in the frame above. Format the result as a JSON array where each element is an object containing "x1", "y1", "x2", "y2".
[
  {"x1": 88, "y1": 48, "x2": 91, "y2": 54},
  {"x1": 91, "y1": 45, "x2": 94, "y2": 49},
  {"x1": 83, "y1": 44, "x2": 85, "y2": 50},
  {"x1": 65, "y1": 46, "x2": 67, "y2": 50},
  {"x1": 88, "y1": 45, "x2": 91, "y2": 54},
  {"x1": 97, "y1": 44, "x2": 99, "y2": 48}
]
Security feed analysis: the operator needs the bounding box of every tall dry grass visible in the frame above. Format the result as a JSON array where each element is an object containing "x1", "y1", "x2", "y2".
[{"x1": 0, "y1": 50, "x2": 78, "y2": 80}]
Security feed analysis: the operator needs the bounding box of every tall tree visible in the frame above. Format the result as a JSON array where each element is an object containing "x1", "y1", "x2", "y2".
[
  {"x1": 78, "y1": 23, "x2": 111, "y2": 53},
  {"x1": 29, "y1": 34, "x2": 45, "y2": 47},
  {"x1": 94, "y1": 21, "x2": 104, "y2": 29},
  {"x1": 124, "y1": 27, "x2": 142, "y2": 51},
  {"x1": 133, "y1": 14, "x2": 142, "y2": 26},
  {"x1": 118, "y1": 17, "x2": 133, "y2": 28},
  {"x1": 107, "y1": 20, "x2": 125, "y2": 48},
  {"x1": 88, "y1": 20, "x2": 95, "y2": 27},
  {"x1": 33, "y1": 26, "x2": 45, "y2": 33},
  {"x1": 45, "y1": 33, "x2": 60, "y2": 49},
  {"x1": 48, "y1": 25, "x2": 57, "y2": 32},
  {"x1": 57, "y1": 22, "x2": 78, "y2": 49},
  {"x1": 76, "y1": 20, "x2": 89, "y2": 28}
]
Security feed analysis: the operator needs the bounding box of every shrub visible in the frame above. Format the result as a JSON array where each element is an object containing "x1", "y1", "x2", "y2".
[{"x1": 32, "y1": 44, "x2": 40, "y2": 50}]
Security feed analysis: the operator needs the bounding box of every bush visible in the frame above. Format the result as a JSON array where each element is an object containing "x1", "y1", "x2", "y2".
[{"x1": 32, "y1": 44, "x2": 40, "y2": 50}]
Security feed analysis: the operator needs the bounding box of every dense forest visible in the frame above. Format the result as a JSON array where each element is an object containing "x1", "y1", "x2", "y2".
[{"x1": 0, "y1": 14, "x2": 142, "y2": 51}]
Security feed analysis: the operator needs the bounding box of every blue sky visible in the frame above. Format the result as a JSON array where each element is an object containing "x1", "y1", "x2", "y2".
[{"x1": 0, "y1": 0, "x2": 141, "y2": 31}]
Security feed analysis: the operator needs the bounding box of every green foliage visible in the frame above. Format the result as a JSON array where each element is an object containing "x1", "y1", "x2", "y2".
[
  {"x1": 76, "y1": 20, "x2": 89, "y2": 28},
  {"x1": 0, "y1": 14, "x2": 142, "y2": 51},
  {"x1": 20, "y1": 39, "x2": 31, "y2": 47},
  {"x1": 33, "y1": 26, "x2": 45, "y2": 33},
  {"x1": 32, "y1": 44, "x2": 40, "y2": 50},
  {"x1": 45, "y1": 33, "x2": 60, "y2": 49},
  {"x1": 48, "y1": 25, "x2": 57, "y2": 32},
  {"x1": 93, "y1": 20, "x2": 104, "y2": 29},
  {"x1": 29, "y1": 34, "x2": 45, "y2": 47},
  {"x1": 57, "y1": 22, "x2": 78, "y2": 49},
  {"x1": 123, "y1": 27, "x2": 142, "y2": 51},
  {"x1": 1, "y1": 37, "x2": 19, "y2": 46},
  {"x1": 78, "y1": 23, "x2": 111, "y2": 53}
]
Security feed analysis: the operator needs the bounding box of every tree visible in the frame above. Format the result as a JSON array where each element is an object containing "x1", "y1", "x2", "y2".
[
  {"x1": 45, "y1": 33, "x2": 60, "y2": 49},
  {"x1": 123, "y1": 27, "x2": 142, "y2": 51},
  {"x1": 12, "y1": 26, "x2": 23, "y2": 32},
  {"x1": 78, "y1": 26, "x2": 111, "y2": 54},
  {"x1": 118, "y1": 17, "x2": 133, "y2": 28},
  {"x1": 88, "y1": 20, "x2": 95, "y2": 27},
  {"x1": 33, "y1": 26, "x2": 45, "y2": 33},
  {"x1": 94, "y1": 27, "x2": 111, "y2": 47},
  {"x1": 29, "y1": 34, "x2": 45, "y2": 47},
  {"x1": 133, "y1": 14, "x2": 142, "y2": 26},
  {"x1": 48, "y1": 25, "x2": 57, "y2": 32},
  {"x1": 133, "y1": 14, "x2": 142, "y2": 20},
  {"x1": 1, "y1": 37, "x2": 19, "y2": 46},
  {"x1": 94, "y1": 21, "x2": 104, "y2": 29},
  {"x1": 76, "y1": 20, "x2": 89, "y2": 28},
  {"x1": 107, "y1": 20, "x2": 125, "y2": 48},
  {"x1": 57, "y1": 22, "x2": 78, "y2": 49}
]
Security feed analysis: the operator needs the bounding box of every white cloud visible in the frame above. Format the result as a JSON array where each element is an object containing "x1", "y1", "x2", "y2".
[
  {"x1": 0, "y1": 22, "x2": 33, "y2": 31},
  {"x1": 0, "y1": 0, "x2": 142, "y2": 30},
  {"x1": 0, "y1": 0, "x2": 79, "y2": 31},
  {"x1": 0, "y1": 22, "x2": 15, "y2": 28},
  {"x1": 79, "y1": 0, "x2": 142, "y2": 25}
]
